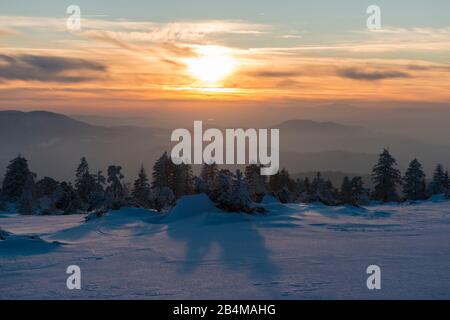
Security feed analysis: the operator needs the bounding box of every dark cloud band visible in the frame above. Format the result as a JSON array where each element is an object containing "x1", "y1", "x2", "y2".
[
  {"x1": 337, "y1": 68, "x2": 411, "y2": 81},
  {"x1": 0, "y1": 54, "x2": 107, "y2": 83}
]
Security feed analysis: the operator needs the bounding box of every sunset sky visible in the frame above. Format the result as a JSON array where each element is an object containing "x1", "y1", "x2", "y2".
[{"x1": 0, "y1": 0, "x2": 449, "y2": 113}]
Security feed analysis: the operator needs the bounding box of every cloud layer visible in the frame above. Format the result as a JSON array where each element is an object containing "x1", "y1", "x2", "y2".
[
  {"x1": 0, "y1": 14, "x2": 449, "y2": 104},
  {"x1": 337, "y1": 68, "x2": 411, "y2": 81},
  {"x1": 0, "y1": 54, "x2": 106, "y2": 83}
]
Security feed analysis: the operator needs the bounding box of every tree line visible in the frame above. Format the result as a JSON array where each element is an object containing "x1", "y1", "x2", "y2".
[{"x1": 1, "y1": 148, "x2": 449, "y2": 215}]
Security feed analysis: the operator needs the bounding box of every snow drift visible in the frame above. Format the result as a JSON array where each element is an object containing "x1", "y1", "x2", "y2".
[
  {"x1": 1, "y1": 196, "x2": 450, "y2": 299},
  {"x1": 0, "y1": 228, "x2": 62, "y2": 257}
]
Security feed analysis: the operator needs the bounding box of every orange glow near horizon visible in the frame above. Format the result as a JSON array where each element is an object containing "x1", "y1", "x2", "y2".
[{"x1": 0, "y1": 16, "x2": 450, "y2": 107}]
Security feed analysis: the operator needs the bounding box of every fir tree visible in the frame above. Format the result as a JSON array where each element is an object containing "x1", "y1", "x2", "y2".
[
  {"x1": 94, "y1": 170, "x2": 106, "y2": 189},
  {"x1": 339, "y1": 176, "x2": 353, "y2": 204},
  {"x1": 212, "y1": 170, "x2": 233, "y2": 203},
  {"x1": 291, "y1": 178, "x2": 305, "y2": 202},
  {"x1": 36, "y1": 177, "x2": 59, "y2": 198},
  {"x1": 2, "y1": 155, "x2": 32, "y2": 201},
  {"x1": 18, "y1": 173, "x2": 37, "y2": 215},
  {"x1": 350, "y1": 177, "x2": 369, "y2": 206},
  {"x1": 445, "y1": 171, "x2": 450, "y2": 198},
  {"x1": 303, "y1": 177, "x2": 311, "y2": 197},
  {"x1": 326, "y1": 179, "x2": 338, "y2": 200},
  {"x1": 75, "y1": 157, "x2": 89, "y2": 186},
  {"x1": 339, "y1": 176, "x2": 368, "y2": 206},
  {"x1": 200, "y1": 162, "x2": 219, "y2": 189},
  {"x1": 216, "y1": 170, "x2": 254, "y2": 213},
  {"x1": 308, "y1": 172, "x2": 336, "y2": 205},
  {"x1": 244, "y1": 164, "x2": 268, "y2": 202},
  {"x1": 152, "y1": 152, "x2": 173, "y2": 189},
  {"x1": 445, "y1": 171, "x2": 450, "y2": 189},
  {"x1": 429, "y1": 164, "x2": 447, "y2": 195},
  {"x1": 35, "y1": 177, "x2": 61, "y2": 214},
  {"x1": 229, "y1": 170, "x2": 253, "y2": 212},
  {"x1": 55, "y1": 182, "x2": 80, "y2": 214},
  {"x1": 132, "y1": 164, "x2": 151, "y2": 207},
  {"x1": 105, "y1": 165, "x2": 125, "y2": 209},
  {"x1": 371, "y1": 149, "x2": 402, "y2": 202},
  {"x1": 403, "y1": 159, "x2": 427, "y2": 201},
  {"x1": 268, "y1": 170, "x2": 282, "y2": 193},
  {"x1": 74, "y1": 157, "x2": 97, "y2": 207},
  {"x1": 91, "y1": 170, "x2": 106, "y2": 207},
  {"x1": 172, "y1": 163, "x2": 194, "y2": 198},
  {"x1": 269, "y1": 168, "x2": 294, "y2": 193}
]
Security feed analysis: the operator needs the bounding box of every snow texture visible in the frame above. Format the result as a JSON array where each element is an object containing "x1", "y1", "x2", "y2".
[{"x1": 1, "y1": 195, "x2": 449, "y2": 299}]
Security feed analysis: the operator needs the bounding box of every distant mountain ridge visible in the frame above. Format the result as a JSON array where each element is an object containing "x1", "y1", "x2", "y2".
[
  {"x1": 0, "y1": 110, "x2": 448, "y2": 181},
  {"x1": 276, "y1": 119, "x2": 365, "y2": 134},
  {"x1": 0, "y1": 110, "x2": 167, "y2": 180}
]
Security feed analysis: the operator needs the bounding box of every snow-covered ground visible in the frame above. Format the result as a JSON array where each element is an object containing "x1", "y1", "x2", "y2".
[{"x1": 1, "y1": 194, "x2": 449, "y2": 299}]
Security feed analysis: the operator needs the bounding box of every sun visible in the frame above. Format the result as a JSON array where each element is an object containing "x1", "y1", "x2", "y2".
[{"x1": 184, "y1": 46, "x2": 237, "y2": 86}]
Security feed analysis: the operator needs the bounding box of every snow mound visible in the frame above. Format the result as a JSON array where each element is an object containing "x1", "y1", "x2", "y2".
[
  {"x1": 1, "y1": 200, "x2": 450, "y2": 298},
  {"x1": 0, "y1": 228, "x2": 11, "y2": 240},
  {"x1": 85, "y1": 210, "x2": 108, "y2": 221},
  {"x1": 261, "y1": 195, "x2": 279, "y2": 204},
  {"x1": 165, "y1": 194, "x2": 221, "y2": 222},
  {"x1": 48, "y1": 207, "x2": 161, "y2": 242},
  {"x1": 83, "y1": 207, "x2": 161, "y2": 225},
  {"x1": 0, "y1": 228, "x2": 62, "y2": 257},
  {"x1": 429, "y1": 194, "x2": 449, "y2": 202}
]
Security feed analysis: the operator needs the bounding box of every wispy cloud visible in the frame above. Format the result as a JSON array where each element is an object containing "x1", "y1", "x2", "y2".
[
  {"x1": 0, "y1": 27, "x2": 18, "y2": 36},
  {"x1": 0, "y1": 15, "x2": 266, "y2": 42},
  {"x1": 83, "y1": 20, "x2": 265, "y2": 44},
  {"x1": 247, "y1": 70, "x2": 302, "y2": 78},
  {"x1": 0, "y1": 14, "x2": 449, "y2": 104}
]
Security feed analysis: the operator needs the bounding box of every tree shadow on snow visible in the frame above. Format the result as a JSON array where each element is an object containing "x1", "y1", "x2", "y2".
[{"x1": 165, "y1": 195, "x2": 281, "y2": 296}]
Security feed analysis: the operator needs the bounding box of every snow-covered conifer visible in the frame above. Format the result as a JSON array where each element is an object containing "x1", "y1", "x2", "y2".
[
  {"x1": 200, "y1": 162, "x2": 219, "y2": 190},
  {"x1": 244, "y1": 164, "x2": 268, "y2": 202},
  {"x1": 74, "y1": 157, "x2": 98, "y2": 208},
  {"x1": 229, "y1": 169, "x2": 253, "y2": 212},
  {"x1": 105, "y1": 165, "x2": 126, "y2": 209},
  {"x1": 149, "y1": 187, "x2": 175, "y2": 211},
  {"x1": 192, "y1": 176, "x2": 208, "y2": 194},
  {"x1": 216, "y1": 170, "x2": 254, "y2": 212}
]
